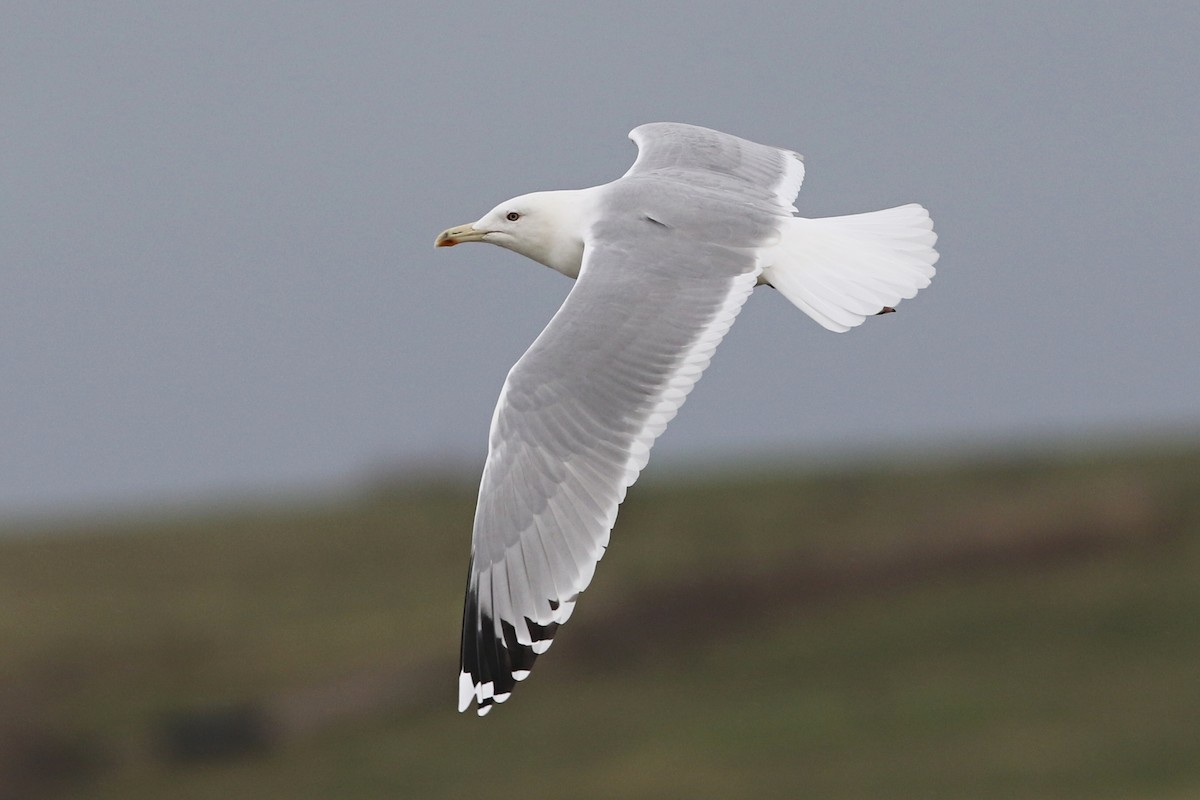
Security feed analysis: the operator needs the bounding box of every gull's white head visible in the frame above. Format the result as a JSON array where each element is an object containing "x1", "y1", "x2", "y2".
[{"x1": 435, "y1": 189, "x2": 591, "y2": 278}]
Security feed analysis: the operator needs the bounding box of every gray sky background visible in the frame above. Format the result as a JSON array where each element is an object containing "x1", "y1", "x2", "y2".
[{"x1": 4, "y1": 3, "x2": 1198, "y2": 518}]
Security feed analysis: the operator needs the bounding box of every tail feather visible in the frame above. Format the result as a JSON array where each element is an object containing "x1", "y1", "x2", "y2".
[{"x1": 761, "y1": 203, "x2": 939, "y2": 332}]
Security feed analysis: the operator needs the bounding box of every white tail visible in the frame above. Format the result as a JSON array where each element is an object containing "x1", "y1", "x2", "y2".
[{"x1": 761, "y1": 203, "x2": 939, "y2": 333}]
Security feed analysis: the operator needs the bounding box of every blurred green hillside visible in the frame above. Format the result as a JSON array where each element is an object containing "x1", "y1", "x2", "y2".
[{"x1": 2, "y1": 441, "x2": 1198, "y2": 799}]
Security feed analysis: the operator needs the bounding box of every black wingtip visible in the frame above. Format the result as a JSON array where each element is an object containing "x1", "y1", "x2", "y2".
[{"x1": 459, "y1": 592, "x2": 562, "y2": 715}]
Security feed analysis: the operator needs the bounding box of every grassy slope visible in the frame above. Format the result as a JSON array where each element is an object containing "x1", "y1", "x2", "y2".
[{"x1": 2, "y1": 443, "x2": 1198, "y2": 798}]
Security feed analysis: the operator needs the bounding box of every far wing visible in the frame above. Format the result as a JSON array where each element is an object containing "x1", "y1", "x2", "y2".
[{"x1": 624, "y1": 122, "x2": 805, "y2": 211}]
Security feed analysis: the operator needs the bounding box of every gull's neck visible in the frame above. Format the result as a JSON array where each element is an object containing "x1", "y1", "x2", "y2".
[{"x1": 516, "y1": 188, "x2": 597, "y2": 279}]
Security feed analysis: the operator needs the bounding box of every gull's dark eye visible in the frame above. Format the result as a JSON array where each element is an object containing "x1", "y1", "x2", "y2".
[{"x1": 505, "y1": 211, "x2": 521, "y2": 222}]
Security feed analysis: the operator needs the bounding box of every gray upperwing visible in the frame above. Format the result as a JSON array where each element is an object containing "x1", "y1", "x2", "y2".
[
  {"x1": 624, "y1": 122, "x2": 805, "y2": 209},
  {"x1": 459, "y1": 181, "x2": 776, "y2": 714}
]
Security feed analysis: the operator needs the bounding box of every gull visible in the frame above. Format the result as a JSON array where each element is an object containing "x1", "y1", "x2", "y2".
[{"x1": 436, "y1": 122, "x2": 938, "y2": 715}]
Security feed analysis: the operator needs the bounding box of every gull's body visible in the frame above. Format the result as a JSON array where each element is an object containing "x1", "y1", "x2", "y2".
[{"x1": 436, "y1": 123, "x2": 938, "y2": 715}]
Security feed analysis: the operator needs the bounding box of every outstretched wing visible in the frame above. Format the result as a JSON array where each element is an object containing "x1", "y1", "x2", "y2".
[{"x1": 459, "y1": 124, "x2": 803, "y2": 715}]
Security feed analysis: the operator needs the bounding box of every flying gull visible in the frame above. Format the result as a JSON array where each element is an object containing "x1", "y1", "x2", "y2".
[{"x1": 435, "y1": 122, "x2": 939, "y2": 715}]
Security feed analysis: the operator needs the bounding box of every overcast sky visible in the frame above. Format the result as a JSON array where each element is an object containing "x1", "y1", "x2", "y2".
[{"x1": 4, "y1": 3, "x2": 1198, "y2": 518}]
